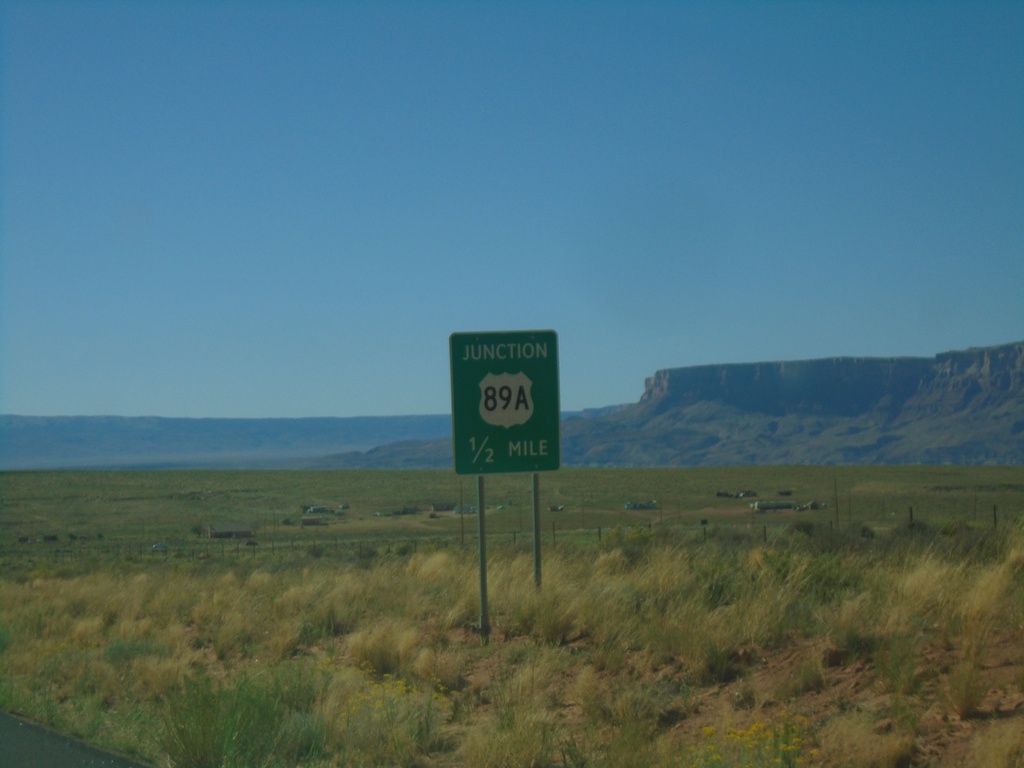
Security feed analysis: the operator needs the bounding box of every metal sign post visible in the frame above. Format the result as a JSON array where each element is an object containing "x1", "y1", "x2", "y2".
[
  {"x1": 532, "y1": 472, "x2": 541, "y2": 589},
  {"x1": 476, "y1": 476, "x2": 489, "y2": 640}
]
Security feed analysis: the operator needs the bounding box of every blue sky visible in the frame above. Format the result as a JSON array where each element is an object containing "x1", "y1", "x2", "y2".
[{"x1": 2, "y1": 1, "x2": 1022, "y2": 418}]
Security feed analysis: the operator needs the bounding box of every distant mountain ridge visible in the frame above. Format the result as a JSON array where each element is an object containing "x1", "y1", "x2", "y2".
[
  {"x1": 560, "y1": 341, "x2": 1024, "y2": 466},
  {"x1": 0, "y1": 415, "x2": 452, "y2": 469},
  {"x1": 2, "y1": 341, "x2": 1022, "y2": 469}
]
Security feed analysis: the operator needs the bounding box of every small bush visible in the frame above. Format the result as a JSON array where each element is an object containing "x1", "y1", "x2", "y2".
[
  {"x1": 778, "y1": 658, "x2": 825, "y2": 700},
  {"x1": 458, "y1": 707, "x2": 555, "y2": 768},
  {"x1": 698, "y1": 641, "x2": 741, "y2": 685},
  {"x1": 602, "y1": 525, "x2": 653, "y2": 563},
  {"x1": 686, "y1": 714, "x2": 812, "y2": 768},
  {"x1": 277, "y1": 710, "x2": 328, "y2": 764},
  {"x1": 160, "y1": 675, "x2": 285, "y2": 768},
  {"x1": 322, "y1": 670, "x2": 446, "y2": 767},
  {"x1": 347, "y1": 618, "x2": 419, "y2": 676},
  {"x1": 948, "y1": 658, "x2": 987, "y2": 718},
  {"x1": 876, "y1": 633, "x2": 920, "y2": 695}
]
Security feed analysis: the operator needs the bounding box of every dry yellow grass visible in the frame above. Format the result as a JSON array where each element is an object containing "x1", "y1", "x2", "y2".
[
  {"x1": 967, "y1": 720, "x2": 1024, "y2": 767},
  {"x1": 816, "y1": 710, "x2": 916, "y2": 768},
  {"x1": 1, "y1": 491, "x2": 1022, "y2": 767}
]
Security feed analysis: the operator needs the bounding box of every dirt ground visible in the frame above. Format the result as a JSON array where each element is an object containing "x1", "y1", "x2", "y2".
[{"x1": 458, "y1": 626, "x2": 1024, "y2": 767}]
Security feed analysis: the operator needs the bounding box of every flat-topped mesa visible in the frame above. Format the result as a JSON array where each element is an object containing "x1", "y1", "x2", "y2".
[{"x1": 640, "y1": 341, "x2": 1024, "y2": 420}]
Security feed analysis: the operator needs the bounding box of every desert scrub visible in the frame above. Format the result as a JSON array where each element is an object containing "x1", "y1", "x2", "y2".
[
  {"x1": 686, "y1": 713, "x2": 815, "y2": 768},
  {"x1": 490, "y1": 554, "x2": 579, "y2": 643},
  {"x1": 455, "y1": 645, "x2": 575, "y2": 768},
  {"x1": 319, "y1": 666, "x2": 448, "y2": 767},
  {"x1": 946, "y1": 555, "x2": 1015, "y2": 718},
  {"x1": 457, "y1": 691, "x2": 557, "y2": 768},
  {"x1": 601, "y1": 523, "x2": 656, "y2": 563},
  {"x1": 160, "y1": 674, "x2": 286, "y2": 768},
  {"x1": 403, "y1": 549, "x2": 477, "y2": 627},
  {"x1": 875, "y1": 631, "x2": 922, "y2": 696},
  {"x1": 966, "y1": 719, "x2": 1024, "y2": 767},
  {"x1": 346, "y1": 616, "x2": 421, "y2": 676},
  {"x1": 2, "y1": 473, "x2": 1022, "y2": 768},
  {"x1": 816, "y1": 710, "x2": 915, "y2": 768}
]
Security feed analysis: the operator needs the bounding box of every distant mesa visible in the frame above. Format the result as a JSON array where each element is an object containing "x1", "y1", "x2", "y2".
[{"x1": 564, "y1": 340, "x2": 1024, "y2": 466}]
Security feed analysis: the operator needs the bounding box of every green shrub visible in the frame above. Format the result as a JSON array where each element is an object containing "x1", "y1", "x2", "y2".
[
  {"x1": 160, "y1": 675, "x2": 285, "y2": 768},
  {"x1": 277, "y1": 710, "x2": 328, "y2": 763},
  {"x1": 103, "y1": 639, "x2": 166, "y2": 665},
  {"x1": 876, "y1": 633, "x2": 921, "y2": 695},
  {"x1": 789, "y1": 520, "x2": 815, "y2": 537}
]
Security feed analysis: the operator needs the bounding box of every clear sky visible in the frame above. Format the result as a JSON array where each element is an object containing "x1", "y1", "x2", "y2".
[{"x1": 2, "y1": 1, "x2": 1022, "y2": 418}]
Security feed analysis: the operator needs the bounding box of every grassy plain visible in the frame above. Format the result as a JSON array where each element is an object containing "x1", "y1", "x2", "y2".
[{"x1": 1, "y1": 466, "x2": 1022, "y2": 767}]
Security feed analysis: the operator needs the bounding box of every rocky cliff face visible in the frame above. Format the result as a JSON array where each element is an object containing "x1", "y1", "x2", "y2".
[
  {"x1": 559, "y1": 341, "x2": 1024, "y2": 466},
  {"x1": 901, "y1": 342, "x2": 1024, "y2": 417},
  {"x1": 640, "y1": 342, "x2": 1024, "y2": 422}
]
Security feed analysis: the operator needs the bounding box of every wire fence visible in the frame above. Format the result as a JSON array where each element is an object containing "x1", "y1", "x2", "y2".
[{"x1": 2, "y1": 503, "x2": 1014, "y2": 567}]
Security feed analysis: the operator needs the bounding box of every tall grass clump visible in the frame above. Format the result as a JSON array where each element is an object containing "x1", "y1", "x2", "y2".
[
  {"x1": 160, "y1": 675, "x2": 286, "y2": 768},
  {"x1": 347, "y1": 617, "x2": 421, "y2": 676},
  {"x1": 490, "y1": 554, "x2": 579, "y2": 643},
  {"x1": 457, "y1": 659, "x2": 559, "y2": 768},
  {"x1": 948, "y1": 556, "x2": 1015, "y2": 717}
]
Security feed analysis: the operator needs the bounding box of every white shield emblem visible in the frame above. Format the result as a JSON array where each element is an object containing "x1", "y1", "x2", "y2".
[{"x1": 479, "y1": 372, "x2": 534, "y2": 427}]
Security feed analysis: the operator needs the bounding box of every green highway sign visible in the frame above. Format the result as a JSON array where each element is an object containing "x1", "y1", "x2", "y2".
[{"x1": 449, "y1": 330, "x2": 560, "y2": 475}]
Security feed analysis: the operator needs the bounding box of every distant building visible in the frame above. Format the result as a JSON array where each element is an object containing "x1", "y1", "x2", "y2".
[
  {"x1": 624, "y1": 500, "x2": 657, "y2": 510},
  {"x1": 207, "y1": 525, "x2": 254, "y2": 539}
]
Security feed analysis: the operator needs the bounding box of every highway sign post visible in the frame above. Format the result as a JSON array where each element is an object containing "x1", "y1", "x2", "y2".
[{"x1": 449, "y1": 330, "x2": 560, "y2": 643}]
